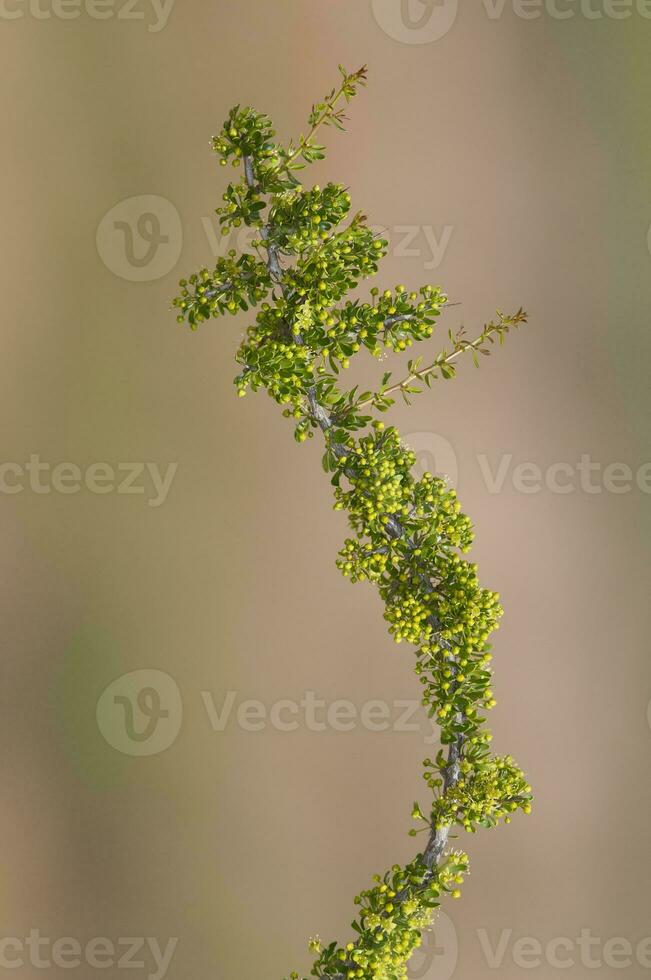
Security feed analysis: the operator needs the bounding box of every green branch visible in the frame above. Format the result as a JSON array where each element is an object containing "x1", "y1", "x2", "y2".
[
  {"x1": 284, "y1": 65, "x2": 368, "y2": 171},
  {"x1": 358, "y1": 309, "x2": 528, "y2": 410},
  {"x1": 172, "y1": 66, "x2": 533, "y2": 980}
]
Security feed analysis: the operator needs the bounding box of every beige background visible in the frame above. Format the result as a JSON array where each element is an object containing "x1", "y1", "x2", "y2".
[{"x1": 1, "y1": 2, "x2": 650, "y2": 978}]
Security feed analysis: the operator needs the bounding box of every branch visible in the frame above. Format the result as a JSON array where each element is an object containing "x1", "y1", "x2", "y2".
[
  {"x1": 284, "y1": 65, "x2": 368, "y2": 170},
  {"x1": 359, "y1": 310, "x2": 528, "y2": 409},
  {"x1": 176, "y1": 71, "x2": 533, "y2": 980},
  {"x1": 244, "y1": 156, "x2": 283, "y2": 285},
  {"x1": 240, "y1": 193, "x2": 469, "y2": 880}
]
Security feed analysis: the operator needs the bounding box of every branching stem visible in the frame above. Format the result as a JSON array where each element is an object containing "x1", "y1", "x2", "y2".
[
  {"x1": 358, "y1": 311, "x2": 527, "y2": 409},
  {"x1": 284, "y1": 66, "x2": 367, "y2": 170},
  {"x1": 174, "y1": 77, "x2": 534, "y2": 980},
  {"x1": 245, "y1": 152, "x2": 466, "y2": 885}
]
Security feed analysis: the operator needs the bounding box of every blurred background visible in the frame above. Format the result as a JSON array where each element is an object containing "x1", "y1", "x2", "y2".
[{"x1": 2, "y1": 2, "x2": 650, "y2": 978}]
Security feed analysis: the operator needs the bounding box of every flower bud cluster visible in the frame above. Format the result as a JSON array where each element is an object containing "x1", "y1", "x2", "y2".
[
  {"x1": 303, "y1": 852, "x2": 469, "y2": 980},
  {"x1": 211, "y1": 105, "x2": 279, "y2": 174},
  {"x1": 216, "y1": 179, "x2": 266, "y2": 231},
  {"x1": 284, "y1": 215, "x2": 387, "y2": 306},
  {"x1": 267, "y1": 183, "x2": 353, "y2": 252},
  {"x1": 428, "y1": 756, "x2": 532, "y2": 832},
  {"x1": 172, "y1": 254, "x2": 270, "y2": 328},
  {"x1": 333, "y1": 428, "x2": 416, "y2": 534}
]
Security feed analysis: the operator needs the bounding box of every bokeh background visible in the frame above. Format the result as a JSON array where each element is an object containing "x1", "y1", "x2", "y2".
[{"x1": 2, "y1": 2, "x2": 650, "y2": 978}]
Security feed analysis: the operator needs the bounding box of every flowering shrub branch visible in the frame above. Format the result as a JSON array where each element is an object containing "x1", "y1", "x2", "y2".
[{"x1": 173, "y1": 65, "x2": 533, "y2": 980}]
